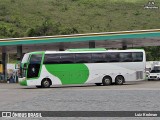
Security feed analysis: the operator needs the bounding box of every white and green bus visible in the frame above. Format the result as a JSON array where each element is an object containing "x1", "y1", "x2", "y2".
[{"x1": 18, "y1": 48, "x2": 146, "y2": 88}]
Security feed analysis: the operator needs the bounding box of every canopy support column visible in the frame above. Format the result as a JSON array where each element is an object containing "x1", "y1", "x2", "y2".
[
  {"x1": 122, "y1": 42, "x2": 127, "y2": 50},
  {"x1": 17, "y1": 45, "x2": 23, "y2": 61},
  {"x1": 2, "y1": 47, "x2": 7, "y2": 80},
  {"x1": 89, "y1": 41, "x2": 95, "y2": 48}
]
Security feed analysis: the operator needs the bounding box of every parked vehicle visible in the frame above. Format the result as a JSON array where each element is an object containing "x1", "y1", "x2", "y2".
[{"x1": 148, "y1": 65, "x2": 160, "y2": 80}]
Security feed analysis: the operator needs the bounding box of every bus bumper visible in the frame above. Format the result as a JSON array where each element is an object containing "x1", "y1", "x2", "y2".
[{"x1": 19, "y1": 77, "x2": 27, "y2": 86}]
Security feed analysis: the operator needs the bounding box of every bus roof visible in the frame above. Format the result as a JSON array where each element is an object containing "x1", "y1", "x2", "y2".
[
  {"x1": 45, "y1": 49, "x2": 145, "y2": 54},
  {"x1": 66, "y1": 48, "x2": 106, "y2": 52},
  {"x1": 26, "y1": 49, "x2": 145, "y2": 54}
]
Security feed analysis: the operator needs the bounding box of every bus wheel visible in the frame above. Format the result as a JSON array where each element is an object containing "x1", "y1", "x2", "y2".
[
  {"x1": 41, "y1": 78, "x2": 51, "y2": 88},
  {"x1": 95, "y1": 83, "x2": 102, "y2": 86},
  {"x1": 115, "y1": 75, "x2": 124, "y2": 85},
  {"x1": 102, "y1": 76, "x2": 112, "y2": 86}
]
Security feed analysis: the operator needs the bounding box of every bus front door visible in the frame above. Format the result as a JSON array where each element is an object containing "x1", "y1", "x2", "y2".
[{"x1": 27, "y1": 54, "x2": 42, "y2": 79}]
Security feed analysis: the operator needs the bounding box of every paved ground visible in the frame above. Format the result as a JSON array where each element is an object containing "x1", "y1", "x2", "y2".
[{"x1": 0, "y1": 80, "x2": 160, "y2": 120}]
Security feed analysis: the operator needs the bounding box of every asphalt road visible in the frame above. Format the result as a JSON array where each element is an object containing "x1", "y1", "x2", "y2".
[{"x1": 0, "y1": 80, "x2": 160, "y2": 120}]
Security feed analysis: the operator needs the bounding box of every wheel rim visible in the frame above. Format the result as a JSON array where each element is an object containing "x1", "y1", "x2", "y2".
[
  {"x1": 117, "y1": 77, "x2": 123, "y2": 84},
  {"x1": 104, "y1": 78, "x2": 110, "y2": 84},
  {"x1": 43, "y1": 80, "x2": 49, "y2": 87}
]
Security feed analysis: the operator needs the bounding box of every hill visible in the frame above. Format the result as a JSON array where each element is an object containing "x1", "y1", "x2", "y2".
[{"x1": 0, "y1": 0, "x2": 160, "y2": 38}]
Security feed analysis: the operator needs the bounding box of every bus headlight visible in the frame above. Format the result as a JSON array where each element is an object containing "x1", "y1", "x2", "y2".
[{"x1": 18, "y1": 77, "x2": 26, "y2": 82}]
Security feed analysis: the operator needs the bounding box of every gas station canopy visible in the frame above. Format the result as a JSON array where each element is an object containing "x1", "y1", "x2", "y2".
[{"x1": 0, "y1": 29, "x2": 160, "y2": 52}]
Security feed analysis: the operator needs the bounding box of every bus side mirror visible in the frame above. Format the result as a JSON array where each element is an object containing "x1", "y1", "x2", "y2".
[{"x1": 15, "y1": 62, "x2": 20, "y2": 69}]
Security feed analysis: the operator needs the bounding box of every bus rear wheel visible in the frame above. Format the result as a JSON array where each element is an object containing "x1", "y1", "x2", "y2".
[
  {"x1": 115, "y1": 75, "x2": 124, "y2": 85},
  {"x1": 102, "y1": 76, "x2": 112, "y2": 86},
  {"x1": 41, "y1": 78, "x2": 51, "y2": 88}
]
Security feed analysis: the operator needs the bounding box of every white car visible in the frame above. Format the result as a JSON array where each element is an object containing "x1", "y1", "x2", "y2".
[{"x1": 148, "y1": 65, "x2": 160, "y2": 80}]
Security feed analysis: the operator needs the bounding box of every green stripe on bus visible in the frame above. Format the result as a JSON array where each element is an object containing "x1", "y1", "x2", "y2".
[
  {"x1": 45, "y1": 64, "x2": 89, "y2": 84},
  {"x1": 19, "y1": 80, "x2": 27, "y2": 86}
]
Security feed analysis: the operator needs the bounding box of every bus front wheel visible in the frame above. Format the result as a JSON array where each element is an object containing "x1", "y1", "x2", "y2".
[
  {"x1": 41, "y1": 78, "x2": 52, "y2": 88},
  {"x1": 115, "y1": 75, "x2": 124, "y2": 85},
  {"x1": 102, "y1": 76, "x2": 112, "y2": 86}
]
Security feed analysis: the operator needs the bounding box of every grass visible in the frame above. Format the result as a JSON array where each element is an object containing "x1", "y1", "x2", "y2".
[
  {"x1": 0, "y1": 0, "x2": 160, "y2": 38},
  {"x1": 0, "y1": 0, "x2": 160, "y2": 61}
]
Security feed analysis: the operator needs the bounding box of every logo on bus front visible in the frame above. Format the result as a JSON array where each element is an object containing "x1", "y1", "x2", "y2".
[{"x1": 144, "y1": 1, "x2": 159, "y2": 9}]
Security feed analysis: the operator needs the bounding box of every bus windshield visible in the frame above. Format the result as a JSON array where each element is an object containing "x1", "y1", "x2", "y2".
[{"x1": 27, "y1": 54, "x2": 43, "y2": 78}]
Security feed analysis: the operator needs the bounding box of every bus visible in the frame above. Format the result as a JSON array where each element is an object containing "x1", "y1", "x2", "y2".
[{"x1": 18, "y1": 48, "x2": 146, "y2": 88}]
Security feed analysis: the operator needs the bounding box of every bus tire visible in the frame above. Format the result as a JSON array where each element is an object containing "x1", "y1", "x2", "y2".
[
  {"x1": 102, "y1": 76, "x2": 112, "y2": 86},
  {"x1": 41, "y1": 78, "x2": 52, "y2": 88},
  {"x1": 115, "y1": 75, "x2": 124, "y2": 85}
]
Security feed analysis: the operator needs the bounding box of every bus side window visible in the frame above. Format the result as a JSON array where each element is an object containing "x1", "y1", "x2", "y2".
[
  {"x1": 75, "y1": 53, "x2": 91, "y2": 63},
  {"x1": 60, "y1": 54, "x2": 75, "y2": 64},
  {"x1": 44, "y1": 54, "x2": 60, "y2": 64},
  {"x1": 120, "y1": 52, "x2": 132, "y2": 62},
  {"x1": 106, "y1": 52, "x2": 120, "y2": 62},
  {"x1": 132, "y1": 52, "x2": 143, "y2": 62},
  {"x1": 91, "y1": 53, "x2": 106, "y2": 63}
]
